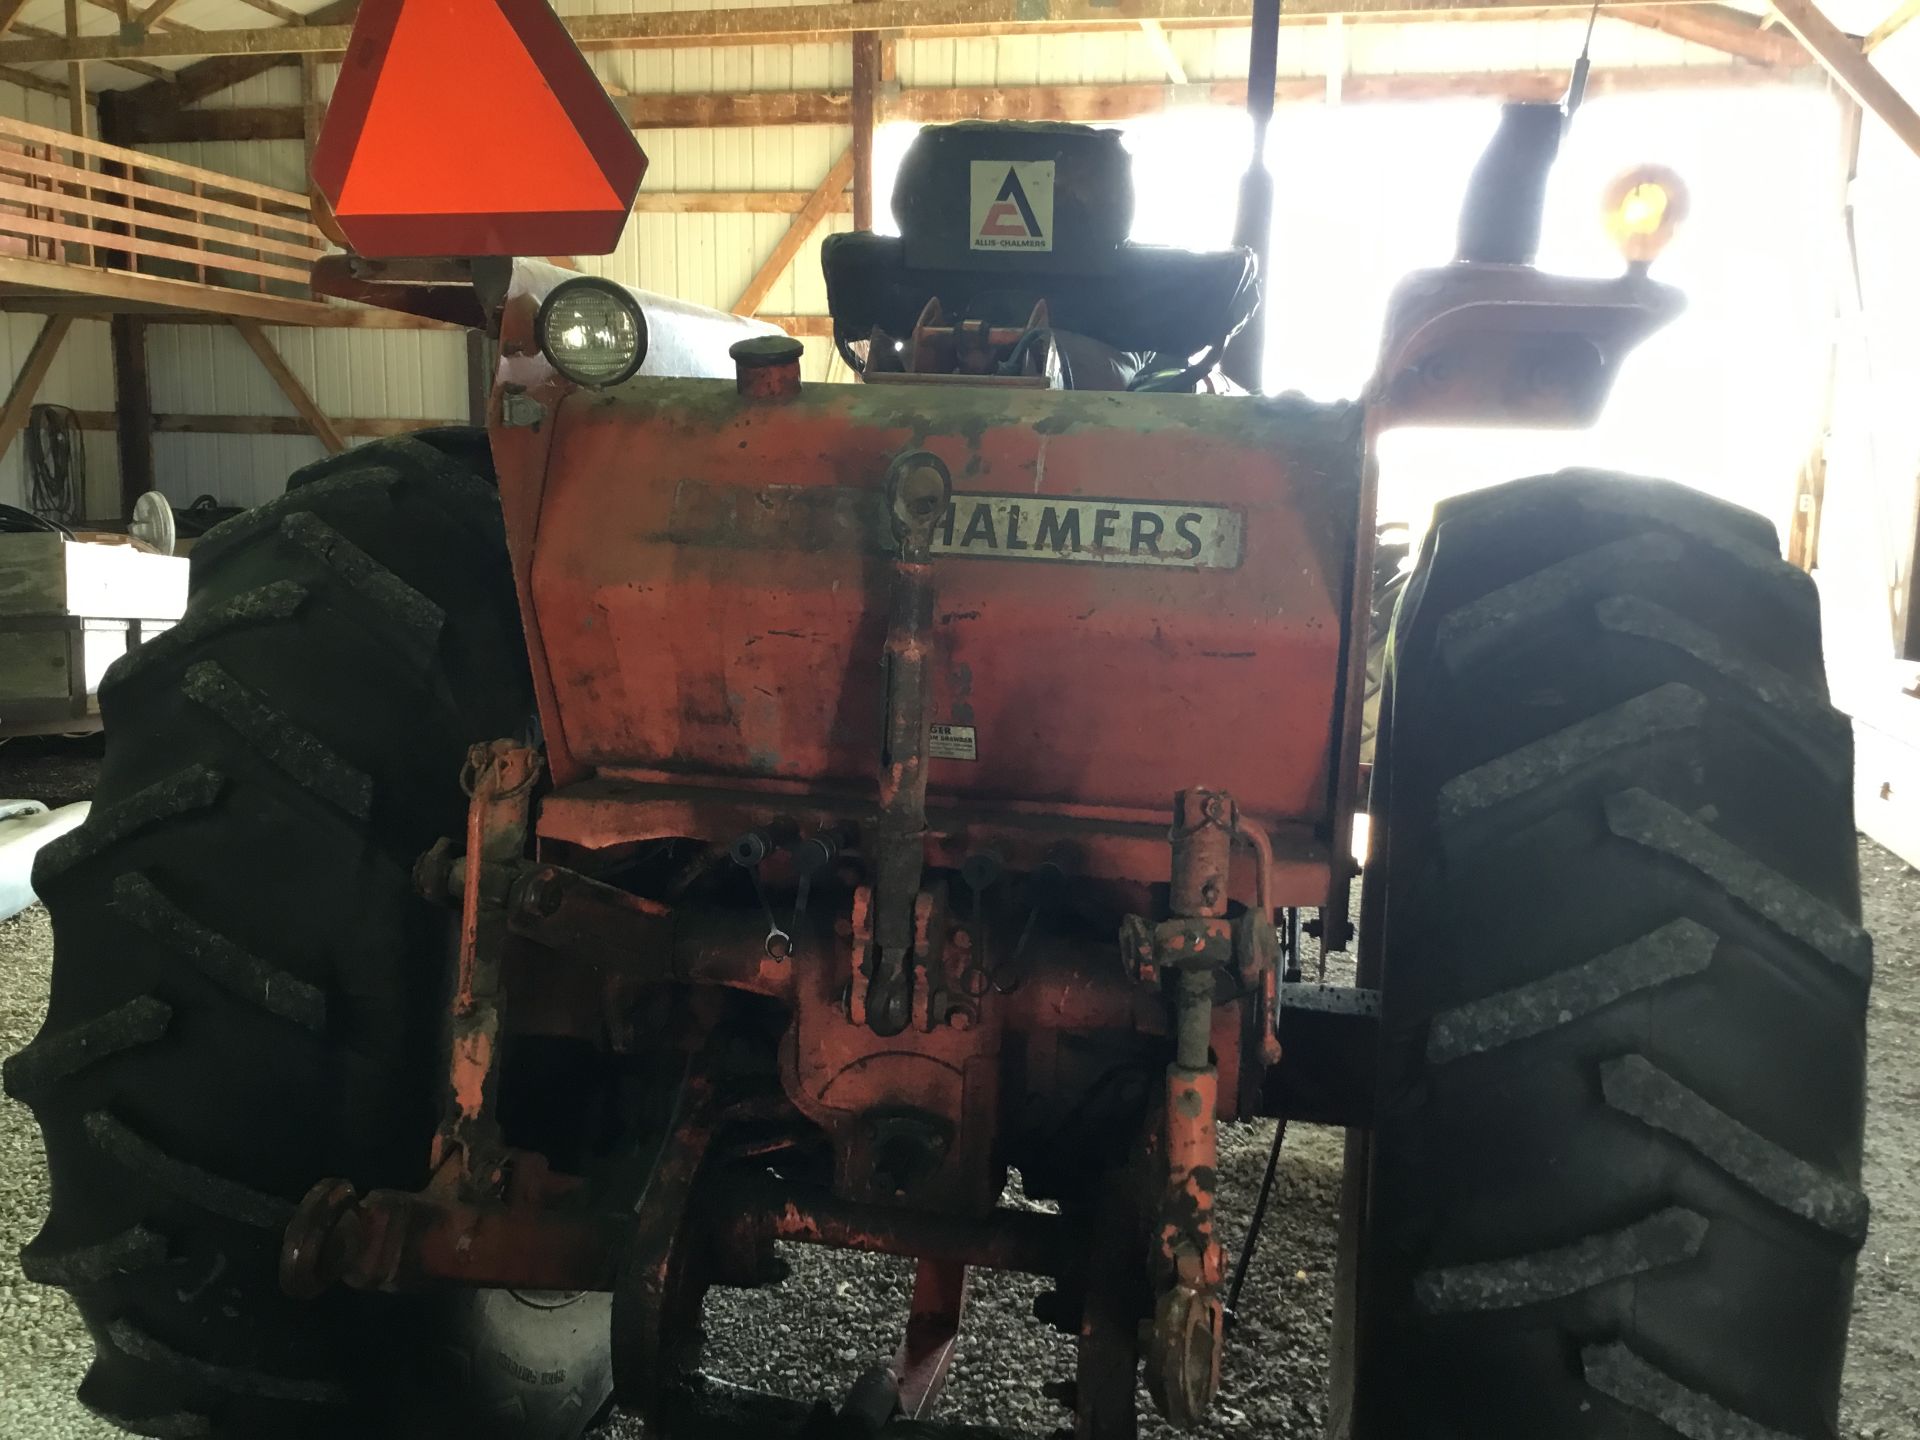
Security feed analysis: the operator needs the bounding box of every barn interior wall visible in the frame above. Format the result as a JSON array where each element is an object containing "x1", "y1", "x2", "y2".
[
  {"x1": 1816, "y1": 26, "x2": 1920, "y2": 863},
  {"x1": 0, "y1": 12, "x2": 1830, "y2": 520},
  {"x1": 0, "y1": 77, "x2": 118, "y2": 519}
]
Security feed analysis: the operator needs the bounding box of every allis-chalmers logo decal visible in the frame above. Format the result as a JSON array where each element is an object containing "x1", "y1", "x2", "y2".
[
  {"x1": 932, "y1": 495, "x2": 1243, "y2": 570},
  {"x1": 970, "y1": 161, "x2": 1055, "y2": 251}
]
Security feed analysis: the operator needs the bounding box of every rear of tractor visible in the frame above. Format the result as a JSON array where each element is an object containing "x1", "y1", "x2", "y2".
[{"x1": 6, "y1": 24, "x2": 1871, "y2": 1440}]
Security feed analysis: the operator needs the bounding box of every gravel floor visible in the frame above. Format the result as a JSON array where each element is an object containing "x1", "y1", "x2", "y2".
[{"x1": 3, "y1": 833, "x2": 1916, "y2": 1440}]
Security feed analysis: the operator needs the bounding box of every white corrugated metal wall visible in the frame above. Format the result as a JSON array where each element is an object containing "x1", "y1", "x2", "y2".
[
  {"x1": 0, "y1": 77, "x2": 118, "y2": 517},
  {"x1": 0, "y1": 6, "x2": 1772, "y2": 516}
]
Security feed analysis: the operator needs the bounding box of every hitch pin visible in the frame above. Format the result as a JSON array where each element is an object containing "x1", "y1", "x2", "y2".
[{"x1": 729, "y1": 831, "x2": 793, "y2": 960}]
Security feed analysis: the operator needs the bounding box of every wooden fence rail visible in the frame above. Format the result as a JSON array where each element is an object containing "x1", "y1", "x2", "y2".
[{"x1": 0, "y1": 111, "x2": 326, "y2": 303}]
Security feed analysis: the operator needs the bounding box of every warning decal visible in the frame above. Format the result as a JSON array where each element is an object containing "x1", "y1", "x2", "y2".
[
  {"x1": 970, "y1": 161, "x2": 1055, "y2": 252},
  {"x1": 930, "y1": 724, "x2": 978, "y2": 761}
]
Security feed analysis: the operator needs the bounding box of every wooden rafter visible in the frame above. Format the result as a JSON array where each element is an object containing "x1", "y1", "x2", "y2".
[
  {"x1": 636, "y1": 190, "x2": 856, "y2": 213},
  {"x1": 1611, "y1": 3, "x2": 1812, "y2": 65},
  {"x1": 15, "y1": 20, "x2": 173, "y2": 85},
  {"x1": 1770, "y1": 0, "x2": 1920, "y2": 159},
  {"x1": 231, "y1": 319, "x2": 343, "y2": 453},
  {"x1": 0, "y1": 0, "x2": 31, "y2": 38},
  {"x1": 67, "y1": 410, "x2": 463, "y2": 437},
  {"x1": 0, "y1": 0, "x2": 1751, "y2": 65},
  {"x1": 733, "y1": 148, "x2": 855, "y2": 318},
  {"x1": 83, "y1": 0, "x2": 201, "y2": 34},
  {"x1": 1865, "y1": 0, "x2": 1920, "y2": 51},
  {"x1": 130, "y1": 0, "x2": 190, "y2": 33},
  {"x1": 114, "y1": 62, "x2": 1819, "y2": 144},
  {"x1": 233, "y1": 0, "x2": 302, "y2": 21},
  {"x1": 103, "y1": 0, "x2": 357, "y2": 141},
  {"x1": 0, "y1": 314, "x2": 73, "y2": 465},
  {"x1": 1140, "y1": 18, "x2": 1190, "y2": 81},
  {"x1": 0, "y1": 65, "x2": 69, "y2": 98}
]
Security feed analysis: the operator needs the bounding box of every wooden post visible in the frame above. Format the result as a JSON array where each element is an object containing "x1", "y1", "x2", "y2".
[
  {"x1": 0, "y1": 315, "x2": 74, "y2": 466},
  {"x1": 300, "y1": 53, "x2": 324, "y2": 180},
  {"x1": 1789, "y1": 101, "x2": 1861, "y2": 574},
  {"x1": 852, "y1": 32, "x2": 879, "y2": 231},
  {"x1": 466, "y1": 328, "x2": 491, "y2": 428},
  {"x1": 189, "y1": 178, "x2": 205, "y2": 282},
  {"x1": 231, "y1": 320, "x2": 344, "y2": 453},
  {"x1": 110, "y1": 314, "x2": 154, "y2": 517},
  {"x1": 64, "y1": 0, "x2": 91, "y2": 267}
]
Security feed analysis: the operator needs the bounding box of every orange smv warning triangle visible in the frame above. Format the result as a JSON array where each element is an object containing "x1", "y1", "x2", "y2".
[{"x1": 314, "y1": 0, "x2": 647, "y2": 258}]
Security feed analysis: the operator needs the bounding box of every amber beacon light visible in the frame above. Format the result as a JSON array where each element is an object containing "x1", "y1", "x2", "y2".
[{"x1": 1602, "y1": 163, "x2": 1691, "y2": 269}]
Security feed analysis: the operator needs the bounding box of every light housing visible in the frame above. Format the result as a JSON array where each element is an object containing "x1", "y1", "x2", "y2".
[
  {"x1": 537, "y1": 278, "x2": 649, "y2": 388},
  {"x1": 1603, "y1": 164, "x2": 1690, "y2": 268}
]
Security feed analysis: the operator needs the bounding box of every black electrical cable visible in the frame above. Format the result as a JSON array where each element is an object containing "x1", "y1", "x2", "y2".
[
  {"x1": 25, "y1": 403, "x2": 83, "y2": 529},
  {"x1": 0, "y1": 501, "x2": 67, "y2": 536},
  {"x1": 1225, "y1": 1116, "x2": 1289, "y2": 1328}
]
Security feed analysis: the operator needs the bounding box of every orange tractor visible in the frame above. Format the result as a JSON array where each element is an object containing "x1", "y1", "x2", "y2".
[{"x1": 7, "y1": 5, "x2": 1870, "y2": 1439}]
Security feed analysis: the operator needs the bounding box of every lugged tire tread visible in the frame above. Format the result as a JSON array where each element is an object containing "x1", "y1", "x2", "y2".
[
  {"x1": 20, "y1": 1225, "x2": 169, "y2": 1288},
  {"x1": 279, "y1": 512, "x2": 444, "y2": 652},
  {"x1": 1436, "y1": 683, "x2": 1707, "y2": 821},
  {"x1": 1582, "y1": 1343, "x2": 1800, "y2": 1440},
  {"x1": 19, "y1": 432, "x2": 600, "y2": 1440},
  {"x1": 1344, "y1": 469, "x2": 1864, "y2": 1440},
  {"x1": 2, "y1": 995, "x2": 171, "y2": 1101},
  {"x1": 1603, "y1": 787, "x2": 1872, "y2": 984},
  {"x1": 1600, "y1": 1054, "x2": 1869, "y2": 1242},
  {"x1": 1413, "y1": 1206, "x2": 1709, "y2": 1315},
  {"x1": 1425, "y1": 919, "x2": 1718, "y2": 1064},
  {"x1": 182, "y1": 661, "x2": 373, "y2": 819},
  {"x1": 1437, "y1": 531, "x2": 1683, "y2": 673},
  {"x1": 187, "y1": 468, "x2": 402, "y2": 579},
  {"x1": 106, "y1": 1320, "x2": 346, "y2": 1405},
  {"x1": 34, "y1": 767, "x2": 225, "y2": 888},
  {"x1": 1595, "y1": 595, "x2": 1847, "y2": 777},
  {"x1": 78, "y1": 1385, "x2": 214, "y2": 1440},
  {"x1": 99, "y1": 581, "x2": 310, "y2": 703},
  {"x1": 109, "y1": 872, "x2": 326, "y2": 1032},
  {"x1": 83, "y1": 1111, "x2": 294, "y2": 1230}
]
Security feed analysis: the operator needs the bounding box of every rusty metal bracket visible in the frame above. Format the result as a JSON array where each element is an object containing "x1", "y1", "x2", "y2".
[
  {"x1": 418, "y1": 845, "x2": 676, "y2": 975},
  {"x1": 434, "y1": 740, "x2": 542, "y2": 1189},
  {"x1": 280, "y1": 1150, "x2": 618, "y2": 1297},
  {"x1": 1144, "y1": 788, "x2": 1233, "y2": 1429},
  {"x1": 859, "y1": 450, "x2": 953, "y2": 1038}
]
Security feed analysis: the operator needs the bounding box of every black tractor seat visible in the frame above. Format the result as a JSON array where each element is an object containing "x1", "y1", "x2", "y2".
[{"x1": 821, "y1": 121, "x2": 1259, "y2": 375}]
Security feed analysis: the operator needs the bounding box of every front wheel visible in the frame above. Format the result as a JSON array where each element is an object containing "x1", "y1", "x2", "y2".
[{"x1": 1337, "y1": 470, "x2": 1870, "y2": 1439}]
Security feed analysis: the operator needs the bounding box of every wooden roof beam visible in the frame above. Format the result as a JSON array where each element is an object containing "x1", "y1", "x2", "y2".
[
  {"x1": 0, "y1": 0, "x2": 1737, "y2": 64},
  {"x1": 103, "y1": 0, "x2": 357, "y2": 142},
  {"x1": 1611, "y1": 3, "x2": 1812, "y2": 65},
  {"x1": 0, "y1": 0, "x2": 31, "y2": 38},
  {"x1": 1864, "y1": 0, "x2": 1919, "y2": 51},
  {"x1": 14, "y1": 20, "x2": 173, "y2": 84},
  {"x1": 116, "y1": 62, "x2": 1819, "y2": 145},
  {"x1": 1770, "y1": 0, "x2": 1920, "y2": 159},
  {"x1": 129, "y1": 0, "x2": 191, "y2": 34}
]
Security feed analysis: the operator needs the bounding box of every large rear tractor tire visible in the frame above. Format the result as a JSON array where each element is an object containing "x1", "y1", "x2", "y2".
[
  {"x1": 1339, "y1": 470, "x2": 1870, "y2": 1439},
  {"x1": 4, "y1": 434, "x2": 613, "y2": 1439}
]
